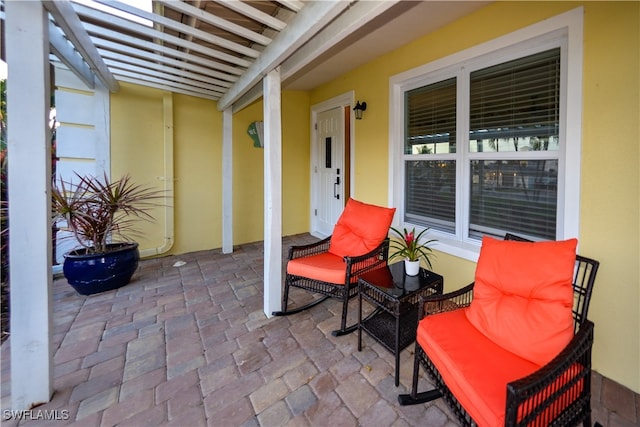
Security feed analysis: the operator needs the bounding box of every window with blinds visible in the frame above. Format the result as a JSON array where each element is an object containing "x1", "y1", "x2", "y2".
[
  {"x1": 405, "y1": 78, "x2": 456, "y2": 155},
  {"x1": 402, "y1": 47, "x2": 562, "y2": 241},
  {"x1": 404, "y1": 78, "x2": 456, "y2": 233},
  {"x1": 405, "y1": 160, "x2": 456, "y2": 233},
  {"x1": 469, "y1": 48, "x2": 560, "y2": 153},
  {"x1": 469, "y1": 48, "x2": 560, "y2": 240},
  {"x1": 469, "y1": 159, "x2": 559, "y2": 239}
]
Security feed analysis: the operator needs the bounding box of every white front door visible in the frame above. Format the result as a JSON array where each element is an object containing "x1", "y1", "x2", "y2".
[{"x1": 314, "y1": 107, "x2": 345, "y2": 237}]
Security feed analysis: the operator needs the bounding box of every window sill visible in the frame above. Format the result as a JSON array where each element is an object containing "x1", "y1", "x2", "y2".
[{"x1": 431, "y1": 234, "x2": 483, "y2": 263}]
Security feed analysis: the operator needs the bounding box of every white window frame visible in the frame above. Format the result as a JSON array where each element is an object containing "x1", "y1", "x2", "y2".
[{"x1": 389, "y1": 7, "x2": 583, "y2": 262}]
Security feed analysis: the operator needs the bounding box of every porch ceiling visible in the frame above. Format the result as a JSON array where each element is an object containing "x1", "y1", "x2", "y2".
[{"x1": 1, "y1": 0, "x2": 489, "y2": 111}]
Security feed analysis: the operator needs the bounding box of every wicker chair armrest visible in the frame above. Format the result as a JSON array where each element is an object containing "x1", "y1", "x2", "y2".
[
  {"x1": 345, "y1": 238, "x2": 389, "y2": 264},
  {"x1": 345, "y1": 239, "x2": 390, "y2": 278},
  {"x1": 288, "y1": 236, "x2": 332, "y2": 260},
  {"x1": 504, "y1": 320, "x2": 594, "y2": 426},
  {"x1": 417, "y1": 283, "x2": 475, "y2": 319}
]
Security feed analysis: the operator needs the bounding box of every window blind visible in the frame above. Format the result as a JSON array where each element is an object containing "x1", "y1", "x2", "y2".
[
  {"x1": 468, "y1": 49, "x2": 561, "y2": 240},
  {"x1": 405, "y1": 160, "x2": 456, "y2": 233},
  {"x1": 469, "y1": 48, "x2": 560, "y2": 152},
  {"x1": 405, "y1": 78, "x2": 456, "y2": 154},
  {"x1": 469, "y1": 160, "x2": 558, "y2": 240}
]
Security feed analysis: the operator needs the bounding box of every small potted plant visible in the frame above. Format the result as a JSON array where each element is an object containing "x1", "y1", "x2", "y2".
[
  {"x1": 389, "y1": 226, "x2": 436, "y2": 276},
  {"x1": 52, "y1": 173, "x2": 162, "y2": 295}
]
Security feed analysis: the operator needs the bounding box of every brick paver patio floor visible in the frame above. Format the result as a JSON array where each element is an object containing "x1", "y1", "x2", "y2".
[{"x1": 1, "y1": 234, "x2": 638, "y2": 426}]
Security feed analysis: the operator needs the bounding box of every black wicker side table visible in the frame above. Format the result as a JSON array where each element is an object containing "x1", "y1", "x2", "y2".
[{"x1": 358, "y1": 262, "x2": 443, "y2": 387}]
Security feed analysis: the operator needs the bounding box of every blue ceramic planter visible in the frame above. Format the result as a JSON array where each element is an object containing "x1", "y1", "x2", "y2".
[{"x1": 63, "y1": 243, "x2": 139, "y2": 295}]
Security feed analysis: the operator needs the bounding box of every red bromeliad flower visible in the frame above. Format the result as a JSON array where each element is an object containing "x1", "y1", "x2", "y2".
[
  {"x1": 405, "y1": 230, "x2": 414, "y2": 246},
  {"x1": 389, "y1": 226, "x2": 437, "y2": 269}
]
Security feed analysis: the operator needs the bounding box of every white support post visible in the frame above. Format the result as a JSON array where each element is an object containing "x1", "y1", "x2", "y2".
[
  {"x1": 5, "y1": 1, "x2": 54, "y2": 409},
  {"x1": 263, "y1": 68, "x2": 283, "y2": 317},
  {"x1": 222, "y1": 108, "x2": 233, "y2": 254}
]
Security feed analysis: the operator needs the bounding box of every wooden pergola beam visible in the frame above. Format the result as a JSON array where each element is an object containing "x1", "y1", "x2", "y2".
[
  {"x1": 217, "y1": 0, "x2": 350, "y2": 111},
  {"x1": 230, "y1": 0, "x2": 401, "y2": 112},
  {"x1": 43, "y1": 0, "x2": 119, "y2": 92},
  {"x1": 48, "y1": 20, "x2": 94, "y2": 89}
]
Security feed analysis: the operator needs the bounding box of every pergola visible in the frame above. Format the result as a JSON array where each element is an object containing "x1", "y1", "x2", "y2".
[{"x1": 1, "y1": 0, "x2": 487, "y2": 411}]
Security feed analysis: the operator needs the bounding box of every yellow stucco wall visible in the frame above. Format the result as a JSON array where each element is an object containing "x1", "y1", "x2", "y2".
[
  {"x1": 111, "y1": 86, "x2": 310, "y2": 253},
  {"x1": 111, "y1": 84, "x2": 223, "y2": 255},
  {"x1": 231, "y1": 99, "x2": 264, "y2": 244},
  {"x1": 110, "y1": 84, "x2": 167, "y2": 251},
  {"x1": 231, "y1": 91, "x2": 311, "y2": 245},
  {"x1": 233, "y1": 91, "x2": 310, "y2": 244},
  {"x1": 580, "y1": 2, "x2": 639, "y2": 394},
  {"x1": 171, "y1": 94, "x2": 222, "y2": 254},
  {"x1": 282, "y1": 91, "x2": 312, "y2": 236},
  {"x1": 310, "y1": 1, "x2": 639, "y2": 393}
]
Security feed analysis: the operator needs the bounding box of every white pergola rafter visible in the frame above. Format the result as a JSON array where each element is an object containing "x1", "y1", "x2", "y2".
[
  {"x1": 218, "y1": 0, "x2": 351, "y2": 111},
  {"x1": 90, "y1": 0, "x2": 261, "y2": 59},
  {"x1": 99, "y1": 50, "x2": 231, "y2": 88},
  {"x1": 85, "y1": 25, "x2": 243, "y2": 78},
  {"x1": 43, "y1": 0, "x2": 119, "y2": 92},
  {"x1": 274, "y1": 0, "x2": 304, "y2": 13},
  {"x1": 47, "y1": 20, "x2": 95, "y2": 89},
  {"x1": 156, "y1": 0, "x2": 272, "y2": 46},
  {"x1": 71, "y1": 2, "x2": 253, "y2": 68},
  {"x1": 103, "y1": 59, "x2": 227, "y2": 96},
  {"x1": 213, "y1": 0, "x2": 287, "y2": 31},
  {"x1": 110, "y1": 68, "x2": 224, "y2": 99},
  {"x1": 94, "y1": 41, "x2": 235, "y2": 88},
  {"x1": 231, "y1": 0, "x2": 402, "y2": 112},
  {"x1": 113, "y1": 74, "x2": 219, "y2": 101}
]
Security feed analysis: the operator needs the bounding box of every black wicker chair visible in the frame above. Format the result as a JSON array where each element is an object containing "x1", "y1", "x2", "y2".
[
  {"x1": 273, "y1": 198, "x2": 395, "y2": 336},
  {"x1": 399, "y1": 233, "x2": 600, "y2": 427}
]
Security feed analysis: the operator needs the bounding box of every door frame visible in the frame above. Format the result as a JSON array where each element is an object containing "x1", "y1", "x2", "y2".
[{"x1": 310, "y1": 91, "x2": 356, "y2": 238}]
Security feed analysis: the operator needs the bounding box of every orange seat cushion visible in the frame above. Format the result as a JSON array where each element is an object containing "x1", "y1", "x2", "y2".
[
  {"x1": 328, "y1": 198, "x2": 395, "y2": 258},
  {"x1": 417, "y1": 309, "x2": 584, "y2": 426},
  {"x1": 286, "y1": 252, "x2": 350, "y2": 285},
  {"x1": 465, "y1": 236, "x2": 577, "y2": 365},
  {"x1": 417, "y1": 309, "x2": 540, "y2": 427}
]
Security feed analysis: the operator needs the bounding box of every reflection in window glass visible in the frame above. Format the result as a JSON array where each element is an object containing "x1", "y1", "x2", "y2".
[
  {"x1": 405, "y1": 160, "x2": 456, "y2": 233},
  {"x1": 469, "y1": 159, "x2": 558, "y2": 240},
  {"x1": 405, "y1": 78, "x2": 456, "y2": 155},
  {"x1": 469, "y1": 48, "x2": 560, "y2": 153}
]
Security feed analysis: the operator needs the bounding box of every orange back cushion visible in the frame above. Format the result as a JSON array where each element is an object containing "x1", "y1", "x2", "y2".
[
  {"x1": 466, "y1": 236, "x2": 577, "y2": 366},
  {"x1": 328, "y1": 198, "x2": 395, "y2": 258}
]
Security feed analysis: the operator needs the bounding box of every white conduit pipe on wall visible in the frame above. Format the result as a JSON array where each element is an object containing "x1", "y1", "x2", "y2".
[{"x1": 140, "y1": 92, "x2": 175, "y2": 257}]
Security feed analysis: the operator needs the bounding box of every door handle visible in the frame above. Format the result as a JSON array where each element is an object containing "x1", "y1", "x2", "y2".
[{"x1": 334, "y1": 176, "x2": 341, "y2": 199}]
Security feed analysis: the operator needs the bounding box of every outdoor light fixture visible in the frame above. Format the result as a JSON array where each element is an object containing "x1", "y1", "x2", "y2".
[{"x1": 353, "y1": 101, "x2": 367, "y2": 120}]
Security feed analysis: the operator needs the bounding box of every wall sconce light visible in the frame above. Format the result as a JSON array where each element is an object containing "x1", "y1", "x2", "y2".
[{"x1": 353, "y1": 101, "x2": 367, "y2": 120}]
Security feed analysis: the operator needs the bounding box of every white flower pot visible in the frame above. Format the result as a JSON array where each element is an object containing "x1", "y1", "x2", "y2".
[{"x1": 404, "y1": 259, "x2": 420, "y2": 276}]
